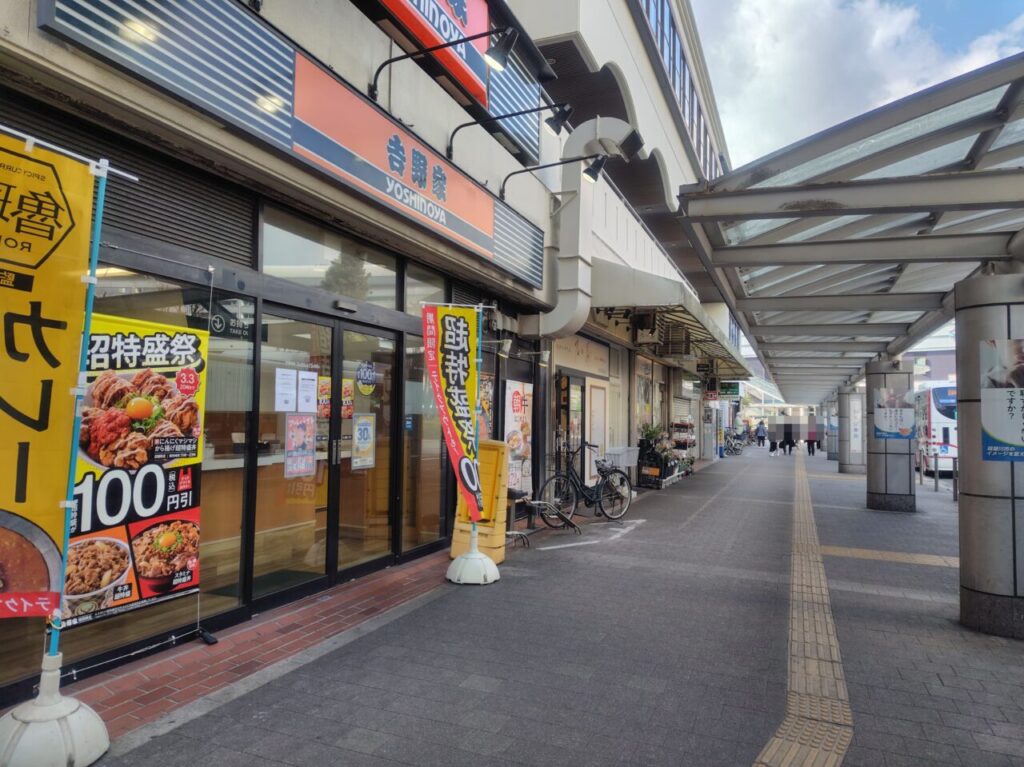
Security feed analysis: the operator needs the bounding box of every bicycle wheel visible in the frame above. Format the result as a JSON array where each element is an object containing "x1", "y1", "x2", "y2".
[
  {"x1": 598, "y1": 469, "x2": 632, "y2": 520},
  {"x1": 537, "y1": 474, "x2": 578, "y2": 528}
]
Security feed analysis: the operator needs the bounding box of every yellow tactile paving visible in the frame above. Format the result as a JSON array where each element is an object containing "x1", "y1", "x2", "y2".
[
  {"x1": 755, "y1": 455, "x2": 853, "y2": 766},
  {"x1": 819, "y1": 545, "x2": 959, "y2": 569}
]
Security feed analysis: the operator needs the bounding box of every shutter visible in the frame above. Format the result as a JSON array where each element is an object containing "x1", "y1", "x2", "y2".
[
  {"x1": 451, "y1": 282, "x2": 482, "y2": 306},
  {"x1": 0, "y1": 88, "x2": 255, "y2": 268}
]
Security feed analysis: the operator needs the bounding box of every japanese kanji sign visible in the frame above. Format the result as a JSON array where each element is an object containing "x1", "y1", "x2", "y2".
[
  {"x1": 422, "y1": 305, "x2": 484, "y2": 521},
  {"x1": 873, "y1": 385, "x2": 915, "y2": 440},
  {"x1": 0, "y1": 131, "x2": 94, "y2": 619},
  {"x1": 64, "y1": 314, "x2": 208, "y2": 626},
  {"x1": 980, "y1": 339, "x2": 1024, "y2": 461}
]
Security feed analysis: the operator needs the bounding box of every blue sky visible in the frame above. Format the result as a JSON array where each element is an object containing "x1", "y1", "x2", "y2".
[{"x1": 692, "y1": 0, "x2": 1024, "y2": 165}]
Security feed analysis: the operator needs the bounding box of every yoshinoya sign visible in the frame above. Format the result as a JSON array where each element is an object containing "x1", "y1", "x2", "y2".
[
  {"x1": 39, "y1": 0, "x2": 544, "y2": 290},
  {"x1": 378, "y1": 0, "x2": 491, "y2": 107}
]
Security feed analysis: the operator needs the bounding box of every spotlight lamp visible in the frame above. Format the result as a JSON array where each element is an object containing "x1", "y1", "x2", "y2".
[
  {"x1": 499, "y1": 154, "x2": 603, "y2": 200},
  {"x1": 538, "y1": 350, "x2": 550, "y2": 368},
  {"x1": 446, "y1": 102, "x2": 572, "y2": 159},
  {"x1": 498, "y1": 339, "x2": 512, "y2": 358},
  {"x1": 369, "y1": 27, "x2": 516, "y2": 101},
  {"x1": 543, "y1": 104, "x2": 574, "y2": 136},
  {"x1": 583, "y1": 155, "x2": 607, "y2": 183}
]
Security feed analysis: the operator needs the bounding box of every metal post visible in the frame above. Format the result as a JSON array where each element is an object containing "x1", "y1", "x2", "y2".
[
  {"x1": 934, "y1": 453, "x2": 940, "y2": 492},
  {"x1": 952, "y1": 458, "x2": 959, "y2": 501},
  {"x1": 918, "y1": 451, "x2": 924, "y2": 485}
]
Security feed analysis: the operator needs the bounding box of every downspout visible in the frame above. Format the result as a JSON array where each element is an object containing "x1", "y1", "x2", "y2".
[{"x1": 520, "y1": 116, "x2": 644, "y2": 339}]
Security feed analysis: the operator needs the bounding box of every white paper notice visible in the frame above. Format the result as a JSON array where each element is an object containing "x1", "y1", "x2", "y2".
[
  {"x1": 297, "y1": 370, "x2": 318, "y2": 413},
  {"x1": 275, "y1": 368, "x2": 297, "y2": 412}
]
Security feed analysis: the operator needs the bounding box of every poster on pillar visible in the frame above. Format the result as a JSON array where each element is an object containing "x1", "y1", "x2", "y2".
[
  {"x1": 873, "y1": 386, "x2": 915, "y2": 439},
  {"x1": 980, "y1": 339, "x2": 1024, "y2": 461},
  {"x1": 850, "y1": 397, "x2": 863, "y2": 455},
  {"x1": 504, "y1": 380, "x2": 533, "y2": 494}
]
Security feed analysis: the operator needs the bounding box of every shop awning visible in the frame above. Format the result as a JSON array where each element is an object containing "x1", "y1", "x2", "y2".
[{"x1": 590, "y1": 258, "x2": 753, "y2": 379}]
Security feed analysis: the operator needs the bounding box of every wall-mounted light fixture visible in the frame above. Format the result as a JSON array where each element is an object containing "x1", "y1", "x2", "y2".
[
  {"x1": 582, "y1": 155, "x2": 607, "y2": 183},
  {"x1": 499, "y1": 154, "x2": 601, "y2": 200},
  {"x1": 446, "y1": 102, "x2": 572, "y2": 159},
  {"x1": 369, "y1": 28, "x2": 517, "y2": 101},
  {"x1": 521, "y1": 350, "x2": 550, "y2": 368},
  {"x1": 482, "y1": 338, "x2": 513, "y2": 358}
]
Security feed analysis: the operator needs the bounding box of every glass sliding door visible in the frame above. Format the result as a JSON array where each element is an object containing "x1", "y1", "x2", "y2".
[
  {"x1": 401, "y1": 335, "x2": 443, "y2": 552},
  {"x1": 337, "y1": 328, "x2": 395, "y2": 570},
  {"x1": 253, "y1": 311, "x2": 334, "y2": 598}
]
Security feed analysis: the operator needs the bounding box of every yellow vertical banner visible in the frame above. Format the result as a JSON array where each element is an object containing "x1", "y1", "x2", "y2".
[
  {"x1": 0, "y1": 132, "x2": 95, "y2": 618},
  {"x1": 421, "y1": 305, "x2": 483, "y2": 521}
]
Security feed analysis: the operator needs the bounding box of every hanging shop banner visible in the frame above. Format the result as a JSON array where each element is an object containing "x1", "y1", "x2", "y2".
[
  {"x1": 317, "y1": 376, "x2": 332, "y2": 419},
  {"x1": 504, "y1": 380, "x2": 534, "y2": 494},
  {"x1": 284, "y1": 414, "x2": 317, "y2": 478},
  {"x1": 980, "y1": 339, "x2": 1024, "y2": 461},
  {"x1": 65, "y1": 314, "x2": 208, "y2": 626},
  {"x1": 479, "y1": 372, "x2": 495, "y2": 440},
  {"x1": 850, "y1": 396, "x2": 864, "y2": 455},
  {"x1": 873, "y1": 385, "x2": 915, "y2": 439},
  {"x1": 0, "y1": 132, "x2": 95, "y2": 619},
  {"x1": 422, "y1": 306, "x2": 484, "y2": 521},
  {"x1": 352, "y1": 414, "x2": 376, "y2": 469},
  {"x1": 341, "y1": 378, "x2": 355, "y2": 419}
]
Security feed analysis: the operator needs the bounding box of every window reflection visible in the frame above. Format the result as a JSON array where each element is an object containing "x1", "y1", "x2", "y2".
[{"x1": 262, "y1": 206, "x2": 397, "y2": 309}]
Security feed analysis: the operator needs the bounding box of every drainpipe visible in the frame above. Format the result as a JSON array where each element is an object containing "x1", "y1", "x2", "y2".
[{"x1": 520, "y1": 116, "x2": 643, "y2": 339}]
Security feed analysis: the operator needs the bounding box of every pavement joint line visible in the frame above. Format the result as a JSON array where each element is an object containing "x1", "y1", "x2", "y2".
[
  {"x1": 755, "y1": 454, "x2": 853, "y2": 767},
  {"x1": 101, "y1": 586, "x2": 451, "y2": 759},
  {"x1": 819, "y1": 545, "x2": 959, "y2": 568}
]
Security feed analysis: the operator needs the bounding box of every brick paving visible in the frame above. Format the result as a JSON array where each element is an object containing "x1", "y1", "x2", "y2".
[{"x1": 57, "y1": 446, "x2": 1024, "y2": 765}]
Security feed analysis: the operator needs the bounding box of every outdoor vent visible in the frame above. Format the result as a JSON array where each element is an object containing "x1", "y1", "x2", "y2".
[{"x1": 661, "y1": 324, "x2": 690, "y2": 356}]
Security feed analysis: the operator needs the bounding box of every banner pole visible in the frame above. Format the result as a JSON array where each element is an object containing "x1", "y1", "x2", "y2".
[{"x1": 47, "y1": 160, "x2": 109, "y2": 657}]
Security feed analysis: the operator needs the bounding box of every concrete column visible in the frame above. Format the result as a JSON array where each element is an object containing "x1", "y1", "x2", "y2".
[
  {"x1": 955, "y1": 272, "x2": 1024, "y2": 638},
  {"x1": 826, "y1": 398, "x2": 839, "y2": 461},
  {"x1": 838, "y1": 387, "x2": 865, "y2": 474},
  {"x1": 865, "y1": 359, "x2": 916, "y2": 512}
]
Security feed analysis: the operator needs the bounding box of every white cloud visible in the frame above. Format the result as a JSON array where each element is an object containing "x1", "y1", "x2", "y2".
[{"x1": 691, "y1": 0, "x2": 1024, "y2": 167}]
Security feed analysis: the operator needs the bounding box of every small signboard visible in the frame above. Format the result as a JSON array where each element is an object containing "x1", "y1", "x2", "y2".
[
  {"x1": 696, "y1": 361, "x2": 712, "y2": 374},
  {"x1": 720, "y1": 381, "x2": 740, "y2": 397}
]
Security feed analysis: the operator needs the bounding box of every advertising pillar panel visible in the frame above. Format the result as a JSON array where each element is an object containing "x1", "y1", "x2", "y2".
[
  {"x1": 954, "y1": 273, "x2": 1024, "y2": 639},
  {"x1": 838, "y1": 387, "x2": 866, "y2": 475},
  {"x1": 866, "y1": 359, "x2": 916, "y2": 512}
]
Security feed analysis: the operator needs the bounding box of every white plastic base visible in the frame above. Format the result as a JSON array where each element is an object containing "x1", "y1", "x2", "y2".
[
  {"x1": 0, "y1": 652, "x2": 109, "y2": 767},
  {"x1": 446, "y1": 525, "x2": 500, "y2": 585}
]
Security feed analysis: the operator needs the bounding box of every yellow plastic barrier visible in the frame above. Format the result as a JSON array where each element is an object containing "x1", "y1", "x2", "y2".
[{"x1": 450, "y1": 439, "x2": 509, "y2": 564}]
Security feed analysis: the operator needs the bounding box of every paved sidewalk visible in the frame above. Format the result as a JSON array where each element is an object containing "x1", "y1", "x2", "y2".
[{"x1": 92, "y1": 448, "x2": 1024, "y2": 766}]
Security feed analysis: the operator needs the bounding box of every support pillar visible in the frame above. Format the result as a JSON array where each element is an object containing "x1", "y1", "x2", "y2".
[
  {"x1": 826, "y1": 398, "x2": 839, "y2": 461},
  {"x1": 866, "y1": 359, "x2": 916, "y2": 512},
  {"x1": 838, "y1": 387, "x2": 865, "y2": 474},
  {"x1": 955, "y1": 272, "x2": 1024, "y2": 638}
]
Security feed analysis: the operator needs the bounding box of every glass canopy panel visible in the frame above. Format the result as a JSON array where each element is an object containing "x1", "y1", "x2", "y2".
[
  {"x1": 977, "y1": 212, "x2": 1024, "y2": 231},
  {"x1": 723, "y1": 218, "x2": 797, "y2": 244},
  {"x1": 992, "y1": 118, "x2": 1024, "y2": 150},
  {"x1": 784, "y1": 215, "x2": 867, "y2": 242},
  {"x1": 749, "y1": 85, "x2": 1008, "y2": 188},
  {"x1": 850, "y1": 213, "x2": 928, "y2": 238},
  {"x1": 855, "y1": 136, "x2": 976, "y2": 180},
  {"x1": 933, "y1": 209, "x2": 1009, "y2": 232},
  {"x1": 988, "y1": 158, "x2": 1024, "y2": 170}
]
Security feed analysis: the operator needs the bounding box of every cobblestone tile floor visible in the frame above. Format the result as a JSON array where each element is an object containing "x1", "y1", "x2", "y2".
[{"x1": 91, "y1": 446, "x2": 1024, "y2": 766}]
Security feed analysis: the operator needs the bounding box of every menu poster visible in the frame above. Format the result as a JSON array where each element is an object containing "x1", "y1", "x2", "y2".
[
  {"x1": 341, "y1": 378, "x2": 355, "y2": 419},
  {"x1": 479, "y1": 372, "x2": 495, "y2": 440},
  {"x1": 980, "y1": 339, "x2": 1024, "y2": 461},
  {"x1": 850, "y1": 396, "x2": 863, "y2": 455},
  {"x1": 504, "y1": 380, "x2": 534, "y2": 493},
  {"x1": 0, "y1": 132, "x2": 94, "y2": 619},
  {"x1": 352, "y1": 413, "x2": 375, "y2": 469},
  {"x1": 284, "y1": 413, "x2": 316, "y2": 478},
  {"x1": 275, "y1": 367, "x2": 297, "y2": 412},
  {"x1": 874, "y1": 385, "x2": 914, "y2": 439},
  {"x1": 297, "y1": 370, "x2": 318, "y2": 413},
  {"x1": 317, "y1": 376, "x2": 331, "y2": 419},
  {"x1": 66, "y1": 313, "x2": 208, "y2": 626}
]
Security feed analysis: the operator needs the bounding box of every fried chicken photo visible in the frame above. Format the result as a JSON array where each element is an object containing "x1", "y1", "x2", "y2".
[
  {"x1": 86, "y1": 408, "x2": 131, "y2": 459},
  {"x1": 90, "y1": 370, "x2": 133, "y2": 408},
  {"x1": 132, "y1": 369, "x2": 173, "y2": 400},
  {"x1": 79, "y1": 406, "x2": 102, "y2": 447},
  {"x1": 148, "y1": 420, "x2": 183, "y2": 441},
  {"x1": 163, "y1": 395, "x2": 199, "y2": 433},
  {"x1": 99, "y1": 431, "x2": 150, "y2": 469}
]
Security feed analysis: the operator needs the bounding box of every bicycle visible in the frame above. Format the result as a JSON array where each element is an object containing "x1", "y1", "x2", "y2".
[
  {"x1": 724, "y1": 432, "x2": 743, "y2": 456},
  {"x1": 536, "y1": 441, "x2": 633, "y2": 528}
]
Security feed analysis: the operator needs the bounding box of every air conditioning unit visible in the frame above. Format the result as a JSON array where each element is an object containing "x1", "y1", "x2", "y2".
[{"x1": 635, "y1": 328, "x2": 659, "y2": 346}]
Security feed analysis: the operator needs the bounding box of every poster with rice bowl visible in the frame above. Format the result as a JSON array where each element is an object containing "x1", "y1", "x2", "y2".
[{"x1": 64, "y1": 313, "x2": 208, "y2": 626}]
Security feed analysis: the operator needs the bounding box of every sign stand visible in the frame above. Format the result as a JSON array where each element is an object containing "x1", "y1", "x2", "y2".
[{"x1": 0, "y1": 149, "x2": 119, "y2": 766}]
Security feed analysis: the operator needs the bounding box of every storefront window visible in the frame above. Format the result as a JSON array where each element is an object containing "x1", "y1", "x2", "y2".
[
  {"x1": 401, "y1": 335, "x2": 443, "y2": 551},
  {"x1": 405, "y1": 264, "x2": 445, "y2": 317},
  {"x1": 262, "y1": 206, "x2": 397, "y2": 309},
  {"x1": 0, "y1": 268, "x2": 253, "y2": 686}
]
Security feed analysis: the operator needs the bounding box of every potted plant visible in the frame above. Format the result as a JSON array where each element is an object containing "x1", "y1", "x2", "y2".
[{"x1": 638, "y1": 422, "x2": 661, "y2": 450}]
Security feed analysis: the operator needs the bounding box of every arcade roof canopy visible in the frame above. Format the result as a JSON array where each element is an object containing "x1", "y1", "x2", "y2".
[{"x1": 678, "y1": 52, "x2": 1024, "y2": 405}]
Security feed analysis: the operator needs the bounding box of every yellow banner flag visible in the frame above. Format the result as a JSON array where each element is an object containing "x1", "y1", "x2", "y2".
[{"x1": 0, "y1": 131, "x2": 95, "y2": 618}]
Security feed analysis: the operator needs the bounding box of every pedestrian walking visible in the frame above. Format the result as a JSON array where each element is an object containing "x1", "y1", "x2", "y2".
[
  {"x1": 769, "y1": 439, "x2": 778, "y2": 456},
  {"x1": 807, "y1": 439, "x2": 816, "y2": 456},
  {"x1": 755, "y1": 420, "x2": 767, "y2": 447}
]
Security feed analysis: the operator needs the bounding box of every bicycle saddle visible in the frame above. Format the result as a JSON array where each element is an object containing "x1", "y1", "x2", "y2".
[{"x1": 507, "y1": 488, "x2": 530, "y2": 501}]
